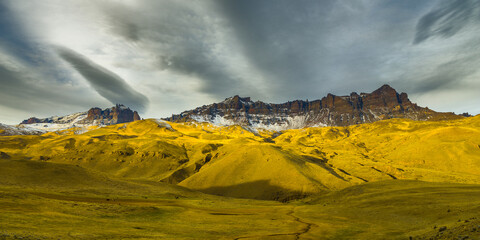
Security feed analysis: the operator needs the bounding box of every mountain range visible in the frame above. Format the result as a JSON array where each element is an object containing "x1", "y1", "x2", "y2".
[
  {"x1": 1, "y1": 85, "x2": 465, "y2": 136},
  {"x1": 165, "y1": 84, "x2": 461, "y2": 130}
]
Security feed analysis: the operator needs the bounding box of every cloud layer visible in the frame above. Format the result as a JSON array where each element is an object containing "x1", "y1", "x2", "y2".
[
  {"x1": 0, "y1": 0, "x2": 479, "y2": 124},
  {"x1": 56, "y1": 47, "x2": 149, "y2": 112},
  {"x1": 414, "y1": 0, "x2": 480, "y2": 44}
]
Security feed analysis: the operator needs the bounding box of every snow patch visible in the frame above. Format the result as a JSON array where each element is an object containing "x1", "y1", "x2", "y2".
[
  {"x1": 191, "y1": 115, "x2": 237, "y2": 126},
  {"x1": 152, "y1": 119, "x2": 173, "y2": 130},
  {"x1": 0, "y1": 123, "x2": 44, "y2": 135},
  {"x1": 189, "y1": 114, "x2": 327, "y2": 131}
]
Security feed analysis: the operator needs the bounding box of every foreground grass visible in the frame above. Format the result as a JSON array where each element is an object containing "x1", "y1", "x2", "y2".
[
  {"x1": 1, "y1": 180, "x2": 480, "y2": 240},
  {"x1": 296, "y1": 180, "x2": 480, "y2": 239},
  {"x1": 0, "y1": 186, "x2": 298, "y2": 240}
]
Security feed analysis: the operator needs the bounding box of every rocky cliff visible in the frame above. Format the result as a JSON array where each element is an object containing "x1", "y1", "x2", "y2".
[
  {"x1": 18, "y1": 104, "x2": 141, "y2": 133},
  {"x1": 166, "y1": 84, "x2": 461, "y2": 130},
  {"x1": 80, "y1": 104, "x2": 141, "y2": 125}
]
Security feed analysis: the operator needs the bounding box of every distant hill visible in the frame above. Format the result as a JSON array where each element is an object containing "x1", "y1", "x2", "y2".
[{"x1": 166, "y1": 84, "x2": 462, "y2": 130}]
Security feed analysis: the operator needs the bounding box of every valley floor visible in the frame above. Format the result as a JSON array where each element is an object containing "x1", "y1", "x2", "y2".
[{"x1": 1, "y1": 178, "x2": 480, "y2": 240}]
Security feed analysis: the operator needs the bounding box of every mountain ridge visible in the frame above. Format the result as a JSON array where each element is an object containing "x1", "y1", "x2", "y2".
[
  {"x1": 165, "y1": 84, "x2": 462, "y2": 130},
  {"x1": 1, "y1": 85, "x2": 465, "y2": 135},
  {"x1": 12, "y1": 104, "x2": 141, "y2": 134}
]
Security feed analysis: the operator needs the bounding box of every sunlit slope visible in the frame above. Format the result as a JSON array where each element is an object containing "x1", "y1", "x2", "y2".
[
  {"x1": 275, "y1": 115, "x2": 480, "y2": 184},
  {"x1": 0, "y1": 120, "x2": 266, "y2": 184},
  {"x1": 0, "y1": 116, "x2": 479, "y2": 200}
]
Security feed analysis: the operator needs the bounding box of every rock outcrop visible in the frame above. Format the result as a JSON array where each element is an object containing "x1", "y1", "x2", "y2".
[
  {"x1": 21, "y1": 117, "x2": 48, "y2": 124},
  {"x1": 80, "y1": 104, "x2": 141, "y2": 125}
]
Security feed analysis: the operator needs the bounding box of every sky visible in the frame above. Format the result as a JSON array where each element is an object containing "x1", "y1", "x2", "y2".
[{"x1": 1, "y1": 0, "x2": 480, "y2": 124}]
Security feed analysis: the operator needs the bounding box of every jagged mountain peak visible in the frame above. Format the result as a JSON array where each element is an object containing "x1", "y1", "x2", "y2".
[
  {"x1": 373, "y1": 84, "x2": 397, "y2": 93},
  {"x1": 221, "y1": 95, "x2": 253, "y2": 106}
]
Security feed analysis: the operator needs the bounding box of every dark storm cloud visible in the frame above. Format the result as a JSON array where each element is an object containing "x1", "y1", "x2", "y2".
[
  {"x1": 0, "y1": 1, "x2": 38, "y2": 66},
  {"x1": 100, "y1": 1, "x2": 258, "y2": 97},
  {"x1": 0, "y1": 1, "x2": 66, "y2": 84},
  {"x1": 56, "y1": 47, "x2": 149, "y2": 112},
  {"x1": 414, "y1": 0, "x2": 480, "y2": 44},
  {"x1": 0, "y1": 59, "x2": 108, "y2": 124},
  {"x1": 156, "y1": 54, "x2": 244, "y2": 94},
  {"x1": 2, "y1": 0, "x2": 480, "y2": 124},
  {"x1": 216, "y1": 0, "x2": 335, "y2": 99},
  {"x1": 214, "y1": 0, "x2": 434, "y2": 100},
  {"x1": 0, "y1": 64, "x2": 53, "y2": 111}
]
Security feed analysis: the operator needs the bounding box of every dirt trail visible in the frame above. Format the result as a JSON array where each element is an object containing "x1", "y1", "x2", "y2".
[{"x1": 289, "y1": 206, "x2": 316, "y2": 240}]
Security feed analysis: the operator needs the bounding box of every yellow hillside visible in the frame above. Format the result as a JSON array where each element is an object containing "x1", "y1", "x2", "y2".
[
  {"x1": 276, "y1": 116, "x2": 480, "y2": 185},
  {"x1": 1, "y1": 116, "x2": 480, "y2": 200},
  {"x1": 1, "y1": 117, "x2": 480, "y2": 239}
]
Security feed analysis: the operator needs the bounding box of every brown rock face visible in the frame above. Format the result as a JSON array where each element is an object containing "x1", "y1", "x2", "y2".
[
  {"x1": 20, "y1": 104, "x2": 142, "y2": 127},
  {"x1": 363, "y1": 84, "x2": 402, "y2": 109},
  {"x1": 81, "y1": 104, "x2": 141, "y2": 125},
  {"x1": 86, "y1": 108, "x2": 103, "y2": 121},
  {"x1": 21, "y1": 117, "x2": 50, "y2": 124},
  {"x1": 133, "y1": 111, "x2": 141, "y2": 121},
  {"x1": 165, "y1": 84, "x2": 462, "y2": 128}
]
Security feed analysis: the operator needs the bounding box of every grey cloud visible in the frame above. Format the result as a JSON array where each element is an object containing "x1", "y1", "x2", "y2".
[
  {"x1": 99, "y1": 0, "x2": 448, "y2": 103},
  {"x1": 414, "y1": 58, "x2": 478, "y2": 93},
  {"x1": 216, "y1": 0, "x2": 335, "y2": 99},
  {"x1": 156, "y1": 54, "x2": 241, "y2": 94},
  {"x1": 0, "y1": 60, "x2": 108, "y2": 124},
  {"x1": 414, "y1": 0, "x2": 480, "y2": 44},
  {"x1": 99, "y1": 1, "x2": 259, "y2": 98},
  {"x1": 111, "y1": 19, "x2": 140, "y2": 42},
  {"x1": 101, "y1": 3, "x2": 140, "y2": 42},
  {"x1": 214, "y1": 0, "x2": 430, "y2": 100},
  {"x1": 2, "y1": 0, "x2": 480, "y2": 124},
  {"x1": 56, "y1": 46, "x2": 149, "y2": 112}
]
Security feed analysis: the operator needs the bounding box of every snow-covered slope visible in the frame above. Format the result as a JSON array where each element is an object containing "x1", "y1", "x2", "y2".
[
  {"x1": 17, "y1": 104, "x2": 141, "y2": 134},
  {"x1": 19, "y1": 112, "x2": 96, "y2": 133},
  {"x1": 0, "y1": 123, "x2": 44, "y2": 136}
]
